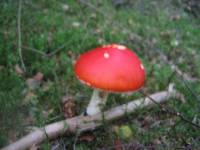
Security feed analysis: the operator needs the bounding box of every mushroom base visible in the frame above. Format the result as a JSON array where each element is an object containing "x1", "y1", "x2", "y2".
[{"x1": 86, "y1": 89, "x2": 108, "y2": 116}]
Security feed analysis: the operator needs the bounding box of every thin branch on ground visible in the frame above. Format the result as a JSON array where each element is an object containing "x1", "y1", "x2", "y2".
[
  {"x1": 46, "y1": 44, "x2": 66, "y2": 57},
  {"x1": 22, "y1": 45, "x2": 47, "y2": 57},
  {"x1": 17, "y1": 0, "x2": 26, "y2": 72},
  {"x1": 2, "y1": 85, "x2": 176, "y2": 150},
  {"x1": 139, "y1": 88, "x2": 200, "y2": 129},
  {"x1": 22, "y1": 44, "x2": 68, "y2": 58},
  {"x1": 46, "y1": 37, "x2": 74, "y2": 58}
]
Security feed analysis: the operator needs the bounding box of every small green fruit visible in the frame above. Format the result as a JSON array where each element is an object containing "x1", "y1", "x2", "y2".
[{"x1": 118, "y1": 125, "x2": 133, "y2": 140}]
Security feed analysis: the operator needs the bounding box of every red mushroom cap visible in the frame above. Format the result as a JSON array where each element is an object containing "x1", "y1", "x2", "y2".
[{"x1": 74, "y1": 44, "x2": 145, "y2": 92}]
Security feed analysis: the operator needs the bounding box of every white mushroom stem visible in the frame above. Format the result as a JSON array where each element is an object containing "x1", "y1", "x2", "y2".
[{"x1": 86, "y1": 89, "x2": 108, "y2": 115}]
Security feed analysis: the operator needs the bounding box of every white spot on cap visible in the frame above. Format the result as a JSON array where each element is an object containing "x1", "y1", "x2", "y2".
[
  {"x1": 140, "y1": 64, "x2": 144, "y2": 70},
  {"x1": 79, "y1": 78, "x2": 85, "y2": 84},
  {"x1": 102, "y1": 45, "x2": 108, "y2": 48},
  {"x1": 79, "y1": 78, "x2": 91, "y2": 86},
  {"x1": 104, "y1": 52, "x2": 110, "y2": 59},
  {"x1": 85, "y1": 82, "x2": 91, "y2": 86},
  {"x1": 102, "y1": 44, "x2": 126, "y2": 50},
  {"x1": 115, "y1": 45, "x2": 126, "y2": 50}
]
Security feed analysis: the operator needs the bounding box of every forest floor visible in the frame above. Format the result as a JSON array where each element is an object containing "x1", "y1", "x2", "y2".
[{"x1": 0, "y1": 0, "x2": 200, "y2": 149}]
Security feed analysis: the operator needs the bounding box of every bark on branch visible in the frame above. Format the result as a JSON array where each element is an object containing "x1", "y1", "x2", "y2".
[{"x1": 2, "y1": 84, "x2": 176, "y2": 150}]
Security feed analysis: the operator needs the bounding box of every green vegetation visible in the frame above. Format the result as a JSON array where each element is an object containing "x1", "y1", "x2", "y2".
[{"x1": 0, "y1": 0, "x2": 200, "y2": 149}]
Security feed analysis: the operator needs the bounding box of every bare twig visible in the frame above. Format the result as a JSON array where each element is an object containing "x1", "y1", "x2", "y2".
[
  {"x1": 46, "y1": 37, "x2": 74, "y2": 58},
  {"x1": 21, "y1": 44, "x2": 68, "y2": 58},
  {"x1": 17, "y1": 0, "x2": 26, "y2": 72},
  {"x1": 22, "y1": 45, "x2": 47, "y2": 57},
  {"x1": 2, "y1": 85, "x2": 176, "y2": 150},
  {"x1": 139, "y1": 88, "x2": 200, "y2": 129},
  {"x1": 46, "y1": 44, "x2": 66, "y2": 57}
]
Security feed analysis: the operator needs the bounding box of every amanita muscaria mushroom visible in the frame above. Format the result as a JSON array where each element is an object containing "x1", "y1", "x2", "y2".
[{"x1": 74, "y1": 44, "x2": 145, "y2": 115}]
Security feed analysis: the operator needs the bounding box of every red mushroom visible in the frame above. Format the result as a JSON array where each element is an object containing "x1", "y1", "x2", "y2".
[{"x1": 74, "y1": 44, "x2": 145, "y2": 115}]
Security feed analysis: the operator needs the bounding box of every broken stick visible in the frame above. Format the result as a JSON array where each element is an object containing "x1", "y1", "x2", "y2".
[{"x1": 2, "y1": 84, "x2": 176, "y2": 150}]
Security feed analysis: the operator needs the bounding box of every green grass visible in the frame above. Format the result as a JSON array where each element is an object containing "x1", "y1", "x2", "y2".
[{"x1": 0, "y1": 0, "x2": 200, "y2": 149}]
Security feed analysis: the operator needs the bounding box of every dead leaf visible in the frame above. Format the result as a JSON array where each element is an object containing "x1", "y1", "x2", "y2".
[
  {"x1": 62, "y1": 95, "x2": 76, "y2": 118},
  {"x1": 33, "y1": 72, "x2": 44, "y2": 81},
  {"x1": 42, "y1": 108, "x2": 54, "y2": 119},
  {"x1": 15, "y1": 64, "x2": 24, "y2": 75},
  {"x1": 24, "y1": 115, "x2": 35, "y2": 125},
  {"x1": 170, "y1": 14, "x2": 181, "y2": 21},
  {"x1": 114, "y1": 137, "x2": 122, "y2": 150},
  {"x1": 26, "y1": 78, "x2": 41, "y2": 90},
  {"x1": 176, "y1": 93, "x2": 186, "y2": 103},
  {"x1": 79, "y1": 134, "x2": 95, "y2": 142},
  {"x1": 153, "y1": 138, "x2": 162, "y2": 145},
  {"x1": 67, "y1": 50, "x2": 77, "y2": 64},
  {"x1": 26, "y1": 72, "x2": 44, "y2": 90},
  {"x1": 41, "y1": 80, "x2": 53, "y2": 92},
  {"x1": 141, "y1": 116, "x2": 154, "y2": 128},
  {"x1": 23, "y1": 91, "x2": 37, "y2": 104},
  {"x1": 7, "y1": 129, "x2": 18, "y2": 143}
]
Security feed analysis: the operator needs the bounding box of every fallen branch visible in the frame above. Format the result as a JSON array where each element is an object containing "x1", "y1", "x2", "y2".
[{"x1": 2, "y1": 84, "x2": 176, "y2": 150}]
